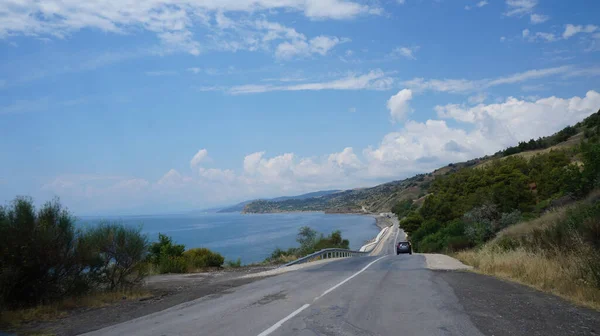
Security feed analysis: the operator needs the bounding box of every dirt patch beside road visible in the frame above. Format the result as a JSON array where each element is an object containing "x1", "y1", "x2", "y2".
[{"x1": 16, "y1": 266, "x2": 277, "y2": 336}]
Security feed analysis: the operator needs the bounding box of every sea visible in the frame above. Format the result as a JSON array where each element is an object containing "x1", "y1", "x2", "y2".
[{"x1": 77, "y1": 212, "x2": 379, "y2": 264}]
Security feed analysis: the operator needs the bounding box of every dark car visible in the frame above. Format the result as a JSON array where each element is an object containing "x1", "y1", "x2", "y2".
[{"x1": 396, "y1": 241, "x2": 412, "y2": 255}]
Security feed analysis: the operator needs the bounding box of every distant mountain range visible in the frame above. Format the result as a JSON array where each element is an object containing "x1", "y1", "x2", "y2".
[
  {"x1": 241, "y1": 164, "x2": 468, "y2": 214},
  {"x1": 215, "y1": 190, "x2": 342, "y2": 213}
]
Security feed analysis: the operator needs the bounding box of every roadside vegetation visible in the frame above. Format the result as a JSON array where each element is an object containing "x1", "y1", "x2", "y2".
[
  {"x1": 0, "y1": 197, "x2": 226, "y2": 329},
  {"x1": 457, "y1": 192, "x2": 600, "y2": 309},
  {"x1": 265, "y1": 226, "x2": 350, "y2": 264},
  {"x1": 395, "y1": 109, "x2": 600, "y2": 253},
  {"x1": 146, "y1": 234, "x2": 225, "y2": 274},
  {"x1": 392, "y1": 109, "x2": 600, "y2": 308}
]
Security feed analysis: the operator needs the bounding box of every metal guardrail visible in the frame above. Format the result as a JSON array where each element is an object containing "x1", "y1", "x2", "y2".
[{"x1": 281, "y1": 248, "x2": 370, "y2": 267}]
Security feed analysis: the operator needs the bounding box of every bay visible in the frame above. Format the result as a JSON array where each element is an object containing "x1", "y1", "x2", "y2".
[{"x1": 77, "y1": 212, "x2": 379, "y2": 264}]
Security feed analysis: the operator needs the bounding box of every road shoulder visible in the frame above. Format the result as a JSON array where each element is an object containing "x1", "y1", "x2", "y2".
[{"x1": 436, "y1": 270, "x2": 600, "y2": 336}]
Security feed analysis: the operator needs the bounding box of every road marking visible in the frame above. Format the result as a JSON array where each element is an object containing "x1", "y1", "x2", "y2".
[
  {"x1": 256, "y1": 304, "x2": 310, "y2": 336},
  {"x1": 315, "y1": 255, "x2": 387, "y2": 300},
  {"x1": 394, "y1": 229, "x2": 399, "y2": 248},
  {"x1": 256, "y1": 255, "x2": 387, "y2": 336}
]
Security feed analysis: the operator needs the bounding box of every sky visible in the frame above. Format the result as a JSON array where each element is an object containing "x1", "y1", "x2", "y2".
[{"x1": 1, "y1": 0, "x2": 599, "y2": 215}]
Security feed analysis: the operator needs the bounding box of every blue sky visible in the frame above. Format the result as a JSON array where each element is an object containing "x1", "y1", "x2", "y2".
[{"x1": 1, "y1": 0, "x2": 599, "y2": 215}]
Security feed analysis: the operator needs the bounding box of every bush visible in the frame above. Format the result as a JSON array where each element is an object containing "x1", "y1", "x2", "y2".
[
  {"x1": 80, "y1": 223, "x2": 148, "y2": 289},
  {"x1": 184, "y1": 248, "x2": 225, "y2": 269},
  {"x1": 0, "y1": 197, "x2": 87, "y2": 308},
  {"x1": 226, "y1": 258, "x2": 242, "y2": 268},
  {"x1": 158, "y1": 256, "x2": 187, "y2": 274},
  {"x1": 148, "y1": 233, "x2": 185, "y2": 265},
  {"x1": 267, "y1": 247, "x2": 297, "y2": 262}
]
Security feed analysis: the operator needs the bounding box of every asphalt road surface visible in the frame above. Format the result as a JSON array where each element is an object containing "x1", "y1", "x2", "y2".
[{"x1": 84, "y1": 224, "x2": 600, "y2": 336}]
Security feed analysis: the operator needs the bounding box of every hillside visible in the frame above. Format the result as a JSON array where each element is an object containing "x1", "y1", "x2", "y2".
[
  {"x1": 243, "y1": 160, "x2": 481, "y2": 214},
  {"x1": 217, "y1": 190, "x2": 341, "y2": 213},
  {"x1": 244, "y1": 109, "x2": 600, "y2": 214}
]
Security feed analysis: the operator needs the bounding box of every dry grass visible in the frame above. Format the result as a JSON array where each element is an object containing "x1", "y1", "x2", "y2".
[
  {"x1": 456, "y1": 199, "x2": 600, "y2": 310},
  {"x1": 456, "y1": 247, "x2": 600, "y2": 310},
  {"x1": 1, "y1": 289, "x2": 152, "y2": 328},
  {"x1": 474, "y1": 134, "x2": 581, "y2": 169},
  {"x1": 498, "y1": 207, "x2": 568, "y2": 238}
]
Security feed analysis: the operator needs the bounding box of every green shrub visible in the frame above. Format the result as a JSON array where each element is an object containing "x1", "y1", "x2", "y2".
[
  {"x1": 158, "y1": 256, "x2": 188, "y2": 274},
  {"x1": 148, "y1": 233, "x2": 185, "y2": 265},
  {"x1": 267, "y1": 247, "x2": 297, "y2": 261},
  {"x1": 494, "y1": 235, "x2": 520, "y2": 251},
  {"x1": 80, "y1": 223, "x2": 149, "y2": 290},
  {"x1": 226, "y1": 258, "x2": 242, "y2": 268},
  {"x1": 446, "y1": 235, "x2": 472, "y2": 251},
  {"x1": 184, "y1": 248, "x2": 225, "y2": 269},
  {"x1": 0, "y1": 197, "x2": 87, "y2": 308}
]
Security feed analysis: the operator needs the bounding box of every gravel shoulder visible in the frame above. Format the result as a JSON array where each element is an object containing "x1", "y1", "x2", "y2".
[
  {"x1": 422, "y1": 253, "x2": 473, "y2": 270},
  {"x1": 437, "y1": 270, "x2": 600, "y2": 336}
]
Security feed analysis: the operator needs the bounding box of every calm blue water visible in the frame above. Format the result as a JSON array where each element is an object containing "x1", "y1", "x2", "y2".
[{"x1": 77, "y1": 213, "x2": 378, "y2": 264}]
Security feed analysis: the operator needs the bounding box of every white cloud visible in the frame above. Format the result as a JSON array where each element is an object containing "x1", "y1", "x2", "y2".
[
  {"x1": 468, "y1": 93, "x2": 487, "y2": 104},
  {"x1": 275, "y1": 35, "x2": 345, "y2": 59},
  {"x1": 42, "y1": 91, "x2": 600, "y2": 212},
  {"x1": 397, "y1": 0, "x2": 406, "y2": 4},
  {"x1": 563, "y1": 24, "x2": 599, "y2": 39},
  {"x1": 349, "y1": 107, "x2": 357, "y2": 112},
  {"x1": 505, "y1": 0, "x2": 537, "y2": 17},
  {"x1": 530, "y1": 14, "x2": 549, "y2": 24},
  {"x1": 522, "y1": 29, "x2": 530, "y2": 38},
  {"x1": 366, "y1": 90, "x2": 600, "y2": 177},
  {"x1": 465, "y1": 1, "x2": 487, "y2": 10},
  {"x1": 0, "y1": 0, "x2": 372, "y2": 56},
  {"x1": 390, "y1": 46, "x2": 420, "y2": 60},
  {"x1": 500, "y1": 36, "x2": 507, "y2": 42},
  {"x1": 435, "y1": 90, "x2": 600, "y2": 134},
  {"x1": 228, "y1": 70, "x2": 393, "y2": 94},
  {"x1": 402, "y1": 78, "x2": 479, "y2": 93},
  {"x1": 190, "y1": 149, "x2": 209, "y2": 168},
  {"x1": 532, "y1": 32, "x2": 557, "y2": 42},
  {"x1": 403, "y1": 65, "x2": 575, "y2": 94},
  {"x1": 487, "y1": 66, "x2": 570, "y2": 85},
  {"x1": 387, "y1": 89, "x2": 413, "y2": 122}
]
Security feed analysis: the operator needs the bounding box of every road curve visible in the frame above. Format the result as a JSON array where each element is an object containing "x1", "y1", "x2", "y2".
[{"x1": 83, "y1": 221, "x2": 600, "y2": 336}]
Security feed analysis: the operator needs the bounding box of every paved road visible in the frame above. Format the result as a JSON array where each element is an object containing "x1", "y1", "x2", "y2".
[{"x1": 84, "y1": 223, "x2": 600, "y2": 336}]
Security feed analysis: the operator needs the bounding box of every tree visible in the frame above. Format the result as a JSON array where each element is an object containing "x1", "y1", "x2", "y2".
[
  {"x1": 148, "y1": 233, "x2": 185, "y2": 265},
  {"x1": 296, "y1": 226, "x2": 318, "y2": 253},
  {"x1": 391, "y1": 199, "x2": 414, "y2": 219},
  {"x1": 400, "y1": 212, "x2": 424, "y2": 235},
  {"x1": 80, "y1": 223, "x2": 149, "y2": 289},
  {"x1": 0, "y1": 197, "x2": 87, "y2": 307}
]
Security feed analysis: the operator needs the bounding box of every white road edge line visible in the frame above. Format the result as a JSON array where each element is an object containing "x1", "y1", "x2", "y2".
[
  {"x1": 256, "y1": 255, "x2": 388, "y2": 336},
  {"x1": 256, "y1": 304, "x2": 310, "y2": 336},
  {"x1": 315, "y1": 255, "x2": 387, "y2": 300}
]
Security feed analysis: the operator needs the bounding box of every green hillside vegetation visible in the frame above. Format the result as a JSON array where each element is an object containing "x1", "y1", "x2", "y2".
[
  {"x1": 244, "y1": 109, "x2": 600, "y2": 216},
  {"x1": 243, "y1": 173, "x2": 441, "y2": 214},
  {"x1": 399, "y1": 109, "x2": 600, "y2": 253},
  {"x1": 457, "y1": 192, "x2": 600, "y2": 309}
]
